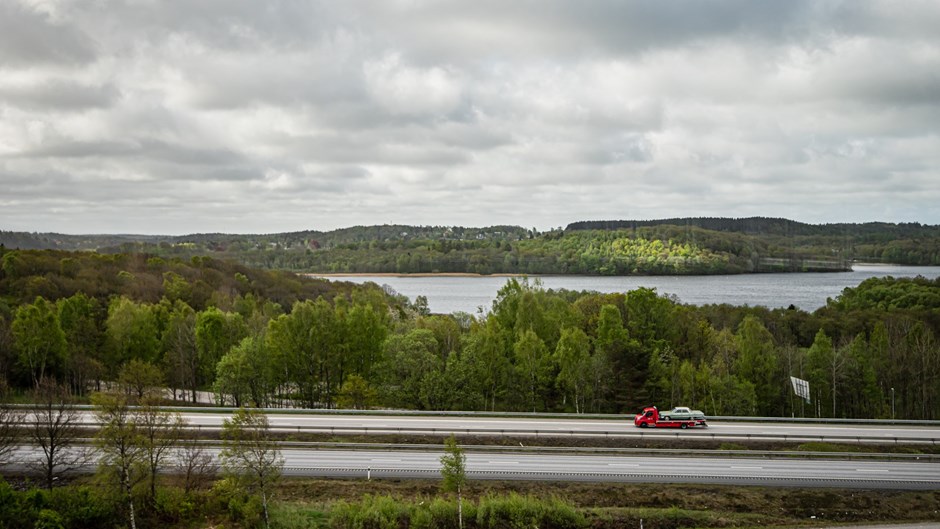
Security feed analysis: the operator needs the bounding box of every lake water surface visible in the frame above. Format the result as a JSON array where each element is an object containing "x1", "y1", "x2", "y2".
[{"x1": 318, "y1": 264, "x2": 940, "y2": 315}]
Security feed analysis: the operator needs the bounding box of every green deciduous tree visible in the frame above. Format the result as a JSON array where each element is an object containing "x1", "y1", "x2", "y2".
[
  {"x1": 56, "y1": 293, "x2": 103, "y2": 396},
  {"x1": 806, "y1": 328, "x2": 844, "y2": 417},
  {"x1": 734, "y1": 316, "x2": 781, "y2": 416},
  {"x1": 554, "y1": 327, "x2": 592, "y2": 413},
  {"x1": 343, "y1": 302, "x2": 388, "y2": 380},
  {"x1": 214, "y1": 334, "x2": 272, "y2": 407},
  {"x1": 336, "y1": 374, "x2": 377, "y2": 410},
  {"x1": 266, "y1": 298, "x2": 341, "y2": 408},
  {"x1": 221, "y1": 408, "x2": 283, "y2": 529},
  {"x1": 105, "y1": 297, "x2": 160, "y2": 376},
  {"x1": 118, "y1": 359, "x2": 164, "y2": 403},
  {"x1": 513, "y1": 329, "x2": 552, "y2": 412},
  {"x1": 161, "y1": 300, "x2": 198, "y2": 402},
  {"x1": 12, "y1": 297, "x2": 66, "y2": 387},
  {"x1": 379, "y1": 329, "x2": 441, "y2": 409},
  {"x1": 195, "y1": 307, "x2": 247, "y2": 389},
  {"x1": 459, "y1": 318, "x2": 511, "y2": 411}
]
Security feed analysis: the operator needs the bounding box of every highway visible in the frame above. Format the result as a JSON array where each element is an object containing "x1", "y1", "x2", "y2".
[
  {"x1": 9, "y1": 445, "x2": 939, "y2": 490},
  {"x1": 166, "y1": 412, "x2": 940, "y2": 444},
  {"x1": 274, "y1": 448, "x2": 940, "y2": 489},
  {"x1": 48, "y1": 409, "x2": 940, "y2": 443},
  {"x1": 15, "y1": 410, "x2": 940, "y2": 489}
]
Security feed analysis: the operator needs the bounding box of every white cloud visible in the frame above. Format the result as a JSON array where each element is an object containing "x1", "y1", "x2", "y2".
[
  {"x1": 364, "y1": 53, "x2": 464, "y2": 117},
  {"x1": 0, "y1": 0, "x2": 938, "y2": 234}
]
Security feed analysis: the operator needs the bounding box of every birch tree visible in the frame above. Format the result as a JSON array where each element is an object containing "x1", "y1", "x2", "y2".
[
  {"x1": 221, "y1": 408, "x2": 283, "y2": 529},
  {"x1": 440, "y1": 435, "x2": 467, "y2": 529},
  {"x1": 93, "y1": 391, "x2": 145, "y2": 529}
]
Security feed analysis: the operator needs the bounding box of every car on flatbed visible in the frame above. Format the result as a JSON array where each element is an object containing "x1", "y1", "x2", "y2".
[{"x1": 660, "y1": 406, "x2": 705, "y2": 421}]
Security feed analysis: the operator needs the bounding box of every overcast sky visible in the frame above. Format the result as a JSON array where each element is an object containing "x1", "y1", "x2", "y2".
[{"x1": 1, "y1": 1, "x2": 939, "y2": 235}]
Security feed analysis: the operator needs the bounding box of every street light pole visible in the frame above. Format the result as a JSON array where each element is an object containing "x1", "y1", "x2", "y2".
[{"x1": 891, "y1": 387, "x2": 895, "y2": 419}]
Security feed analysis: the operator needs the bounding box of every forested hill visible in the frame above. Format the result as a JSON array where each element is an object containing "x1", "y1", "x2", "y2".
[
  {"x1": 2, "y1": 217, "x2": 940, "y2": 274},
  {"x1": 0, "y1": 248, "x2": 393, "y2": 312},
  {"x1": 566, "y1": 217, "x2": 939, "y2": 237},
  {"x1": 2, "y1": 247, "x2": 939, "y2": 420}
]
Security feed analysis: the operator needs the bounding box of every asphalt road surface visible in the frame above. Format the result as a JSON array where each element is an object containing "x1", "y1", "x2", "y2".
[
  {"x1": 274, "y1": 448, "x2": 940, "y2": 489},
  {"x1": 165, "y1": 412, "x2": 940, "y2": 444},
  {"x1": 9, "y1": 445, "x2": 939, "y2": 490}
]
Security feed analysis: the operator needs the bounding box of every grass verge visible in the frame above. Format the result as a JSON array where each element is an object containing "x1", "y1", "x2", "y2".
[{"x1": 270, "y1": 478, "x2": 940, "y2": 529}]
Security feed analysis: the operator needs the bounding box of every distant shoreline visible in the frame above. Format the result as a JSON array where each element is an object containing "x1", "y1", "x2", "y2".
[
  {"x1": 306, "y1": 272, "x2": 525, "y2": 278},
  {"x1": 305, "y1": 263, "x2": 917, "y2": 280}
]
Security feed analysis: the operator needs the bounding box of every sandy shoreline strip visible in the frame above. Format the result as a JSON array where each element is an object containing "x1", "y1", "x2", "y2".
[{"x1": 305, "y1": 272, "x2": 524, "y2": 278}]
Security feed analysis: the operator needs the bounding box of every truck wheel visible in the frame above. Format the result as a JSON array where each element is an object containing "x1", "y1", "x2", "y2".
[
  {"x1": 680, "y1": 423, "x2": 688, "y2": 429},
  {"x1": 638, "y1": 423, "x2": 648, "y2": 428}
]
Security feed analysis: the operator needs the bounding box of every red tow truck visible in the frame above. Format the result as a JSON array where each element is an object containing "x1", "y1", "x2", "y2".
[{"x1": 634, "y1": 406, "x2": 707, "y2": 429}]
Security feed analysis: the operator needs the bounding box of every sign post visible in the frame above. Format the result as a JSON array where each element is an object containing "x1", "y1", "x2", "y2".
[{"x1": 790, "y1": 376, "x2": 811, "y2": 417}]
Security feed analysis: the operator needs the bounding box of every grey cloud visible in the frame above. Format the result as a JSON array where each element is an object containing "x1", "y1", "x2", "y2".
[
  {"x1": 353, "y1": 1, "x2": 815, "y2": 65},
  {"x1": 72, "y1": 0, "x2": 336, "y2": 51},
  {"x1": 272, "y1": 130, "x2": 472, "y2": 167},
  {"x1": 141, "y1": 140, "x2": 248, "y2": 168},
  {"x1": 0, "y1": 80, "x2": 119, "y2": 110},
  {"x1": 181, "y1": 52, "x2": 367, "y2": 110},
  {"x1": 11, "y1": 141, "x2": 139, "y2": 159},
  {"x1": 828, "y1": 1, "x2": 940, "y2": 41},
  {"x1": 0, "y1": 2, "x2": 96, "y2": 67},
  {"x1": 10, "y1": 139, "x2": 245, "y2": 168}
]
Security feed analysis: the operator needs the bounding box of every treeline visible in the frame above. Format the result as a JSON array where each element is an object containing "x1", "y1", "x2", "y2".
[
  {"x1": 2, "y1": 249, "x2": 939, "y2": 419},
  {"x1": 6, "y1": 218, "x2": 940, "y2": 275},
  {"x1": 225, "y1": 224, "x2": 846, "y2": 274},
  {"x1": 8, "y1": 226, "x2": 845, "y2": 275},
  {"x1": 0, "y1": 247, "x2": 370, "y2": 311},
  {"x1": 566, "y1": 217, "x2": 936, "y2": 237},
  {"x1": 568, "y1": 217, "x2": 940, "y2": 266},
  {"x1": 0, "y1": 248, "x2": 401, "y2": 400}
]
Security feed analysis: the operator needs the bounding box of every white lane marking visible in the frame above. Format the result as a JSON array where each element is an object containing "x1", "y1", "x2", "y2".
[
  {"x1": 369, "y1": 458, "x2": 401, "y2": 463},
  {"x1": 855, "y1": 469, "x2": 889, "y2": 473},
  {"x1": 481, "y1": 461, "x2": 519, "y2": 465},
  {"x1": 730, "y1": 466, "x2": 764, "y2": 470},
  {"x1": 608, "y1": 463, "x2": 640, "y2": 468}
]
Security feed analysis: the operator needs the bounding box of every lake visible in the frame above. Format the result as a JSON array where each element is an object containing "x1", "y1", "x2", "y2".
[{"x1": 316, "y1": 264, "x2": 940, "y2": 315}]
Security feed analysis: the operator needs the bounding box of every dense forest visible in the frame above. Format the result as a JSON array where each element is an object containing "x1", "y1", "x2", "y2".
[
  {"x1": 4, "y1": 217, "x2": 940, "y2": 275},
  {"x1": 2, "y1": 248, "x2": 938, "y2": 420}
]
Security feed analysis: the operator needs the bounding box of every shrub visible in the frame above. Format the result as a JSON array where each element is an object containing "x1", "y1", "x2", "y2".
[
  {"x1": 32, "y1": 510, "x2": 64, "y2": 529},
  {"x1": 210, "y1": 476, "x2": 263, "y2": 526},
  {"x1": 329, "y1": 495, "x2": 409, "y2": 529},
  {"x1": 154, "y1": 486, "x2": 197, "y2": 522},
  {"x1": 0, "y1": 479, "x2": 29, "y2": 529},
  {"x1": 476, "y1": 493, "x2": 585, "y2": 529},
  {"x1": 229, "y1": 493, "x2": 264, "y2": 527},
  {"x1": 410, "y1": 497, "x2": 464, "y2": 529},
  {"x1": 796, "y1": 442, "x2": 861, "y2": 453},
  {"x1": 48, "y1": 486, "x2": 117, "y2": 529},
  {"x1": 269, "y1": 503, "x2": 328, "y2": 529}
]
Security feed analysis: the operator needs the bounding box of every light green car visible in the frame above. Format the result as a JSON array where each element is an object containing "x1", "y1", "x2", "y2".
[{"x1": 660, "y1": 406, "x2": 705, "y2": 421}]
